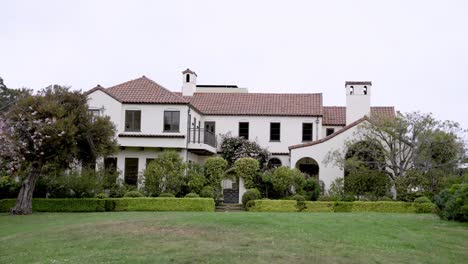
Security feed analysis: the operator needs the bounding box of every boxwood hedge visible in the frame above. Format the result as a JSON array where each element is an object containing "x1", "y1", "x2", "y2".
[
  {"x1": 248, "y1": 200, "x2": 435, "y2": 214},
  {"x1": 0, "y1": 198, "x2": 215, "y2": 213}
]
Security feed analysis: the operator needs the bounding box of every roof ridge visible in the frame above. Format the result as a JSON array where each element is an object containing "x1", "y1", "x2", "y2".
[
  {"x1": 192, "y1": 92, "x2": 323, "y2": 95},
  {"x1": 142, "y1": 76, "x2": 188, "y2": 102}
]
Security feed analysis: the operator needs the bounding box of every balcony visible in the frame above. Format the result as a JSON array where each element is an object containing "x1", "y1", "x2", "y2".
[{"x1": 187, "y1": 127, "x2": 217, "y2": 155}]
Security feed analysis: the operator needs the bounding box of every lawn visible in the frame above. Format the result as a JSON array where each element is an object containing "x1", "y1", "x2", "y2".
[{"x1": 0, "y1": 212, "x2": 467, "y2": 264}]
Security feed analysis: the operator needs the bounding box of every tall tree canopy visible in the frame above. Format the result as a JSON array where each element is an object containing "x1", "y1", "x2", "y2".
[
  {"x1": 0, "y1": 77, "x2": 30, "y2": 113},
  {"x1": 0, "y1": 85, "x2": 117, "y2": 214}
]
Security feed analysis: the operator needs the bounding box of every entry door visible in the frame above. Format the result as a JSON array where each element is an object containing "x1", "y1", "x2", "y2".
[{"x1": 204, "y1": 122, "x2": 215, "y2": 146}]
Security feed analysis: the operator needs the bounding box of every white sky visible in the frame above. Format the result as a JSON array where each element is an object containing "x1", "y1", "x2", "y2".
[{"x1": 1, "y1": 0, "x2": 467, "y2": 128}]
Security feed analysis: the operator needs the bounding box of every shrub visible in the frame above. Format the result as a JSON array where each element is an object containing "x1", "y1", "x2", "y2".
[
  {"x1": 345, "y1": 167, "x2": 390, "y2": 200},
  {"x1": 200, "y1": 186, "x2": 214, "y2": 198},
  {"x1": 379, "y1": 196, "x2": 393, "y2": 201},
  {"x1": 186, "y1": 164, "x2": 206, "y2": 194},
  {"x1": 435, "y1": 183, "x2": 468, "y2": 222},
  {"x1": 246, "y1": 200, "x2": 436, "y2": 214},
  {"x1": 328, "y1": 177, "x2": 345, "y2": 200},
  {"x1": 220, "y1": 134, "x2": 270, "y2": 166},
  {"x1": 0, "y1": 198, "x2": 215, "y2": 212},
  {"x1": 0, "y1": 198, "x2": 106, "y2": 212},
  {"x1": 185, "y1": 193, "x2": 200, "y2": 198},
  {"x1": 289, "y1": 194, "x2": 306, "y2": 211},
  {"x1": 247, "y1": 199, "x2": 297, "y2": 212},
  {"x1": 96, "y1": 193, "x2": 108, "y2": 199},
  {"x1": 159, "y1": 192, "x2": 175, "y2": 197},
  {"x1": 124, "y1": 191, "x2": 144, "y2": 198},
  {"x1": 270, "y1": 167, "x2": 294, "y2": 197},
  {"x1": 245, "y1": 200, "x2": 256, "y2": 210},
  {"x1": 233, "y1": 158, "x2": 260, "y2": 189},
  {"x1": 144, "y1": 151, "x2": 187, "y2": 196},
  {"x1": 112, "y1": 198, "x2": 215, "y2": 212},
  {"x1": 242, "y1": 188, "x2": 261, "y2": 207},
  {"x1": 204, "y1": 157, "x2": 228, "y2": 190},
  {"x1": 303, "y1": 177, "x2": 321, "y2": 201},
  {"x1": 414, "y1": 196, "x2": 431, "y2": 204}
]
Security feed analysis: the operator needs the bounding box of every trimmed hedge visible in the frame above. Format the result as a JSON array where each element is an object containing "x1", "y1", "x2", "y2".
[
  {"x1": 248, "y1": 200, "x2": 436, "y2": 214},
  {"x1": 0, "y1": 198, "x2": 215, "y2": 213},
  {"x1": 0, "y1": 198, "x2": 106, "y2": 212},
  {"x1": 247, "y1": 200, "x2": 297, "y2": 212}
]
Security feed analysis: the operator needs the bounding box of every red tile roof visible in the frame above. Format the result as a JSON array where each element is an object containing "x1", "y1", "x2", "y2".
[
  {"x1": 183, "y1": 93, "x2": 323, "y2": 116},
  {"x1": 102, "y1": 76, "x2": 187, "y2": 104},
  {"x1": 323, "y1": 106, "x2": 395, "y2": 126}
]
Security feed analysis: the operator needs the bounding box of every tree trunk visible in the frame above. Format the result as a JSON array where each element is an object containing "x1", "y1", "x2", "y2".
[{"x1": 10, "y1": 162, "x2": 42, "y2": 215}]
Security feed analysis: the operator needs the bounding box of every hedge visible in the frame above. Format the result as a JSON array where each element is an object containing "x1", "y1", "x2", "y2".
[
  {"x1": 248, "y1": 200, "x2": 436, "y2": 214},
  {"x1": 0, "y1": 198, "x2": 215, "y2": 213},
  {"x1": 247, "y1": 200, "x2": 297, "y2": 212}
]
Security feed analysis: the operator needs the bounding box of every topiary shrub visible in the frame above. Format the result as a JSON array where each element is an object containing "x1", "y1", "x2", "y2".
[
  {"x1": 242, "y1": 188, "x2": 262, "y2": 207},
  {"x1": 95, "y1": 193, "x2": 108, "y2": 199},
  {"x1": 414, "y1": 196, "x2": 431, "y2": 204},
  {"x1": 245, "y1": 200, "x2": 256, "y2": 211},
  {"x1": 200, "y1": 186, "x2": 214, "y2": 198},
  {"x1": 289, "y1": 194, "x2": 306, "y2": 211},
  {"x1": 185, "y1": 193, "x2": 200, "y2": 198},
  {"x1": 123, "y1": 191, "x2": 144, "y2": 198},
  {"x1": 159, "y1": 193, "x2": 175, "y2": 197}
]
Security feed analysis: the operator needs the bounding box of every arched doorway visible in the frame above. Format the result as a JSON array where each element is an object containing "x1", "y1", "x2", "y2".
[
  {"x1": 267, "y1": 158, "x2": 282, "y2": 169},
  {"x1": 295, "y1": 157, "x2": 319, "y2": 179}
]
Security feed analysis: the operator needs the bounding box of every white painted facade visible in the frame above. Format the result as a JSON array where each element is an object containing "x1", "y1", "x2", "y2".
[{"x1": 87, "y1": 70, "x2": 386, "y2": 202}]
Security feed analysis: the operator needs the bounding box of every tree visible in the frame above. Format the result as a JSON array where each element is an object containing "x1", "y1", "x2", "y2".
[
  {"x1": 186, "y1": 163, "x2": 206, "y2": 194},
  {"x1": 345, "y1": 166, "x2": 390, "y2": 200},
  {"x1": 233, "y1": 157, "x2": 260, "y2": 189},
  {"x1": 220, "y1": 134, "x2": 270, "y2": 166},
  {"x1": 144, "y1": 151, "x2": 187, "y2": 196},
  {"x1": 326, "y1": 112, "x2": 467, "y2": 199},
  {"x1": 328, "y1": 177, "x2": 345, "y2": 200},
  {"x1": 0, "y1": 77, "x2": 30, "y2": 113},
  {"x1": 270, "y1": 166, "x2": 294, "y2": 197},
  {"x1": 0, "y1": 86, "x2": 117, "y2": 214}
]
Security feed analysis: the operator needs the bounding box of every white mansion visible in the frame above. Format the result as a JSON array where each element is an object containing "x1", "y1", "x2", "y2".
[{"x1": 87, "y1": 69, "x2": 394, "y2": 203}]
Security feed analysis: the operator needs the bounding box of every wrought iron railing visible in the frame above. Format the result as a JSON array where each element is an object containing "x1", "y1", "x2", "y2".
[{"x1": 188, "y1": 127, "x2": 217, "y2": 148}]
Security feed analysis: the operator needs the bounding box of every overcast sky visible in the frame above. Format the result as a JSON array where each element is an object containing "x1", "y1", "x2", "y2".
[{"x1": 1, "y1": 0, "x2": 467, "y2": 128}]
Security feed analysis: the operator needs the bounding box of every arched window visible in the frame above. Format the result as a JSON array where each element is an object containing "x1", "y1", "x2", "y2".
[
  {"x1": 350, "y1": 86, "x2": 354, "y2": 95},
  {"x1": 267, "y1": 158, "x2": 282, "y2": 169},
  {"x1": 363, "y1": 86, "x2": 368, "y2": 95},
  {"x1": 186, "y1": 74, "x2": 190, "y2": 82}
]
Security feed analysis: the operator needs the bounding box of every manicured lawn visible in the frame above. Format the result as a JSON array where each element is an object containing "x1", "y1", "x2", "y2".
[{"x1": 0, "y1": 212, "x2": 467, "y2": 264}]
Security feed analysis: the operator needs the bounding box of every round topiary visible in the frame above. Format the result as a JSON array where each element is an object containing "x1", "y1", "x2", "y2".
[
  {"x1": 200, "y1": 186, "x2": 214, "y2": 198},
  {"x1": 95, "y1": 193, "x2": 108, "y2": 199},
  {"x1": 414, "y1": 196, "x2": 431, "y2": 204},
  {"x1": 185, "y1": 192, "x2": 200, "y2": 198},
  {"x1": 245, "y1": 200, "x2": 256, "y2": 211},
  {"x1": 241, "y1": 188, "x2": 261, "y2": 207},
  {"x1": 123, "y1": 191, "x2": 144, "y2": 198},
  {"x1": 159, "y1": 192, "x2": 175, "y2": 197}
]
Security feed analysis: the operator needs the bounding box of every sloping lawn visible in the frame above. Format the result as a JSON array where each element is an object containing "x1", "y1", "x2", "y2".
[{"x1": 0, "y1": 212, "x2": 466, "y2": 264}]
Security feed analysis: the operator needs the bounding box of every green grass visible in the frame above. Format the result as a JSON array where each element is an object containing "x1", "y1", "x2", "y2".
[{"x1": 0, "y1": 212, "x2": 467, "y2": 264}]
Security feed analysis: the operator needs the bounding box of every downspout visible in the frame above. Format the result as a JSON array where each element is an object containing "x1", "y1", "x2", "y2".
[
  {"x1": 186, "y1": 107, "x2": 191, "y2": 162},
  {"x1": 315, "y1": 117, "x2": 319, "y2": 141}
]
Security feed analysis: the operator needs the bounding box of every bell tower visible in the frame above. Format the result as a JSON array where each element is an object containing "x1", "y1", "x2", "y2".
[
  {"x1": 345, "y1": 81, "x2": 371, "y2": 125},
  {"x1": 181, "y1": 68, "x2": 197, "y2": 96}
]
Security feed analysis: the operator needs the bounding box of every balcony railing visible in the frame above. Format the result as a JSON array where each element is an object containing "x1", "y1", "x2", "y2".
[{"x1": 188, "y1": 127, "x2": 217, "y2": 148}]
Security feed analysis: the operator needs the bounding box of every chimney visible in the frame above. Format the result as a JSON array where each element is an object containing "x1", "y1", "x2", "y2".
[
  {"x1": 345, "y1": 81, "x2": 372, "y2": 125},
  {"x1": 181, "y1": 68, "x2": 197, "y2": 96}
]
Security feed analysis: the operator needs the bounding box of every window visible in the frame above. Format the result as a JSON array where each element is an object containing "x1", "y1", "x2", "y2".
[
  {"x1": 363, "y1": 86, "x2": 368, "y2": 95},
  {"x1": 124, "y1": 158, "x2": 139, "y2": 185},
  {"x1": 267, "y1": 158, "x2": 282, "y2": 169},
  {"x1": 104, "y1": 157, "x2": 117, "y2": 172},
  {"x1": 302, "y1": 123, "x2": 313, "y2": 141},
  {"x1": 88, "y1": 109, "x2": 100, "y2": 122},
  {"x1": 125, "y1": 110, "x2": 141, "y2": 132},
  {"x1": 270, "y1": 122, "x2": 281, "y2": 141},
  {"x1": 186, "y1": 74, "x2": 190, "y2": 82},
  {"x1": 164, "y1": 111, "x2": 180, "y2": 132},
  {"x1": 350, "y1": 86, "x2": 354, "y2": 95},
  {"x1": 239, "y1": 122, "x2": 249, "y2": 139},
  {"x1": 326, "y1": 128, "x2": 335, "y2": 136}
]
